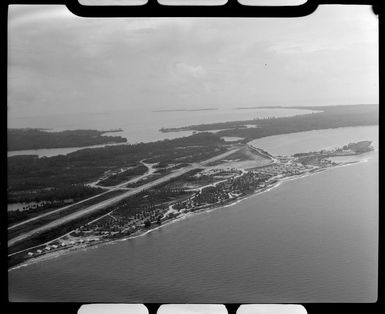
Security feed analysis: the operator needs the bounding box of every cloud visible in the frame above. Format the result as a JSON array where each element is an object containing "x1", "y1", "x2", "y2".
[
  {"x1": 175, "y1": 63, "x2": 206, "y2": 78},
  {"x1": 7, "y1": 4, "x2": 379, "y2": 119}
]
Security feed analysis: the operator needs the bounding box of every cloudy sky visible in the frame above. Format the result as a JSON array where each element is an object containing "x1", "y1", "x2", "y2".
[{"x1": 8, "y1": 5, "x2": 378, "y2": 119}]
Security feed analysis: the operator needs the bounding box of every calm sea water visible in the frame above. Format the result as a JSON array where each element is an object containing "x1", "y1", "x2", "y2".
[
  {"x1": 8, "y1": 107, "x2": 316, "y2": 157},
  {"x1": 249, "y1": 126, "x2": 378, "y2": 156},
  {"x1": 8, "y1": 126, "x2": 378, "y2": 302}
]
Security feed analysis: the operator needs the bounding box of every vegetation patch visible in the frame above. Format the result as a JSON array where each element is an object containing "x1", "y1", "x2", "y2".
[{"x1": 8, "y1": 128, "x2": 126, "y2": 151}]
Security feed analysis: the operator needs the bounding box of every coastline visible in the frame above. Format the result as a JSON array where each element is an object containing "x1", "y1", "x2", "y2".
[{"x1": 8, "y1": 157, "x2": 366, "y2": 272}]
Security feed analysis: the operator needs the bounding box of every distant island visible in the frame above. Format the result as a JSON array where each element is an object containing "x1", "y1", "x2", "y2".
[
  {"x1": 101, "y1": 128, "x2": 124, "y2": 133},
  {"x1": 233, "y1": 105, "x2": 307, "y2": 110},
  {"x1": 8, "y1": 128, "x2": 127, "y2": 151},
  {"x1": 153, "y1": 108, "x2": 218, "y2": 112}
]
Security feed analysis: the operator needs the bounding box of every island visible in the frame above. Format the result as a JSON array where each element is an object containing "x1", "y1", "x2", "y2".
[
  {"x1": 7, "y1": 104, "x2": 377, "y2": 268},
  {"x1": 153, "y1": 108, "x2": 218, "y2": 112},
  {"x1": 7, "y1": 128, "x2": 127, "y2": 151}
]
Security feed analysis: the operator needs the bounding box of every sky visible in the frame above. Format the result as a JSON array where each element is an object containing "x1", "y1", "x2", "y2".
[{"x1": 8, "y1": 5, "x2": 378, "y2": 119}]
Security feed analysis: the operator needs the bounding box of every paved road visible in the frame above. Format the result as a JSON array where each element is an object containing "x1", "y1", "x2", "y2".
[{"x1": 8, "y1": 147, "x2": 241, "y2": 248}]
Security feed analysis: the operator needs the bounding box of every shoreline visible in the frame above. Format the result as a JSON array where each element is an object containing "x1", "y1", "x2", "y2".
[{"x1": 8, "y1": 157, "x2": 367, "y2": 272}]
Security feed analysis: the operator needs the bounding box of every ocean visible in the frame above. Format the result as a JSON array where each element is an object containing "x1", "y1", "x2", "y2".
[{"x1": 8, "y1": 125, "x2": 378, "y2": 302}]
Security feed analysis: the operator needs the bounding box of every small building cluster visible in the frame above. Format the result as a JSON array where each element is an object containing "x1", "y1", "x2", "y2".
[{"x1": 251, "y1": 163, "x2": 306, "y2": 177}]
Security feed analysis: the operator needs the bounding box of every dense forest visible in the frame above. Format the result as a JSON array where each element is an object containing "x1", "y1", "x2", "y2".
[
  {"x1": 98, "y1": 164, "x2": 148, "y2": 186},
  {"x1": 8, "y1": 128, "x2": 127, "y2": 151},
  {"x1": 8, "y1": 184, "x2": 105, "y2": 224},
  {"x1": 8, "y1": 184, "x2": 104, "y2": 203},
  {"x1": 343, "y1": 141, "x2": 373, "y2": 153}
]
